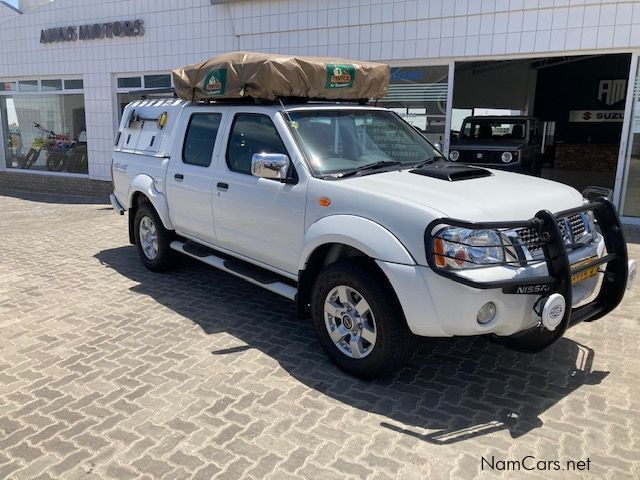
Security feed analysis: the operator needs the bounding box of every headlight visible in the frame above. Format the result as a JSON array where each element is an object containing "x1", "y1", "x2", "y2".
[
  {"x1": 501, "y1": 151, "x2": 513, "y2": 163},
  {"x1": 449, "y1": 150, "x2": 459, "y2": 161},
  {"x1": 433, "y1": 227, "x2": 507, "y2": 269}
]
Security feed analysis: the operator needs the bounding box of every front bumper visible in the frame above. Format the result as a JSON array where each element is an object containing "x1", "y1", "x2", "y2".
[
  {"x1": 379, "y1": 199, "x2": 630, "y2": 339},
  {"x1": 423, "y1": 199, "x2": 630, "y2": 339}
]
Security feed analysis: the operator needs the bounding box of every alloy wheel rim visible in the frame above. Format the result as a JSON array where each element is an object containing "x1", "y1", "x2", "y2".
[
  {"x1": 324, "y1": 285, "x2": 377, "y2": 359},
  {"x1": 139, "y1": 216, "x2": 159, "y2": 260}
]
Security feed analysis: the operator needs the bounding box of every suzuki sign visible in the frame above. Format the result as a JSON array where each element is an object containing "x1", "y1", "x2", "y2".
[{"x1": 569, "y1": 110, "x2": 624, "y2": 123}]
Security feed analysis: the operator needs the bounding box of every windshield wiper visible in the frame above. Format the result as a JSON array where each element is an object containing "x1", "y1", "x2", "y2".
[
  {"x1": 339, "y1": 160, "x2": 402, "y2": 178},
  {"x1": 413, "y1": 156, "x2": 444, "y2": 168}
]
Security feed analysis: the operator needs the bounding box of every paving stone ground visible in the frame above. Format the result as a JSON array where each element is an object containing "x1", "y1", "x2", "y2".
[{"x1": 0, "y1": 190, "x2": 639, "y2": 480}]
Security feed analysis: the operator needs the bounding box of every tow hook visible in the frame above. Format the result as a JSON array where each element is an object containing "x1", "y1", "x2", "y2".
[{"x1": 535, "y1": 293, "x2": 566, "y2": 331}]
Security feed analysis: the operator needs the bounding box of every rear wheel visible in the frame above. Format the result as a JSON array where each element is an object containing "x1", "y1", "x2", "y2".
[
  {"x1": 46, "y1": 152, "x2": 66, "y2": 172},
  {"x1": 134, "y1": 204, "x2": 176, "y2": 271},
  {"x1": 311, "y1": 259, "x2": 416, "y2": 379}
]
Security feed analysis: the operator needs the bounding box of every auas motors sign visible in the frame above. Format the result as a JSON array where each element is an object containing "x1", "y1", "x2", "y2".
[{"x1": 40, "y1": 20, "x2": 144, "y2": 44}]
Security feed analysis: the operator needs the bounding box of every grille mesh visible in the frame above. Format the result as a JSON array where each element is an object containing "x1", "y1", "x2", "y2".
[{"x1": 516, "y1": 214, "x2": 587, "y2": 253}]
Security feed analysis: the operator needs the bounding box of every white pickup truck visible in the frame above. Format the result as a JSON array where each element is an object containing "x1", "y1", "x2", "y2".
[{"x1": 111, "y1": 97, "x2": 636, "y2": 378}]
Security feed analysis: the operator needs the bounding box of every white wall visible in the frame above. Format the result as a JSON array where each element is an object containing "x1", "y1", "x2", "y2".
[{"x1": 1, "y1": 0, "x2": 640, "y2": 181}]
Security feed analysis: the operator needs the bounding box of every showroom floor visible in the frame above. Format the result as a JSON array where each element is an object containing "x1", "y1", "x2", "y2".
[{"x1": 0, "y1": 191, "x2": 639, "y2": 479}]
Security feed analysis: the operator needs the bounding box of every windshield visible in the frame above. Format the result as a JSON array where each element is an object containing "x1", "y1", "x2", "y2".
[
  {"x1": 285, "y1": 110, "x2": 442, "y2": 176},
  {"x1": 461, "y1": 119, "x2": 526, "y2": 141}
]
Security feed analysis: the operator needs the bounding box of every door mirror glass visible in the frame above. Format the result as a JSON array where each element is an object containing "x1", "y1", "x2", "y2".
[{"x1": 251, "y1": 153, "x2": 290, "y2": 180}]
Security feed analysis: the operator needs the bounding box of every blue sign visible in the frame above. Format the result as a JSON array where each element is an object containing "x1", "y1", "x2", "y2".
[{"x1": 390, "y1": 67, "x2": 426, "y2": 83}]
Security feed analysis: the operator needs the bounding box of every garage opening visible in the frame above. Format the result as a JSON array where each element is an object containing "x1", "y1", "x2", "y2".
[{"x1": 450, "y1": 54, "x2": 632, "y2": 194}]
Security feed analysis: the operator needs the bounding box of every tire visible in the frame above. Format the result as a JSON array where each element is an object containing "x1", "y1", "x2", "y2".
[
  {"x1": 311, "y1": 259, "x2": 416, "y2": 379},
  {"x1": 133, "y1": 203, "x2": 176, "y2": 272},
  {"x1": 46, "y1": 152, "x2": 66, "y2": 172}
]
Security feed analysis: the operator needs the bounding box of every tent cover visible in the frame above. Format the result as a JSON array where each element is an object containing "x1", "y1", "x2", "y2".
[{"x1": 171, "y1": 51, "x2": 389, "y2": 102}]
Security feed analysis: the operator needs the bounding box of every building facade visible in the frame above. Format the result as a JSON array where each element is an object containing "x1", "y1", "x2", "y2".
[{"x1": 1, "y1": 0, "x2": 640, "y2": 223}]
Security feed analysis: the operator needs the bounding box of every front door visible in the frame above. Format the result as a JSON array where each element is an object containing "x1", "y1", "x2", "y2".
[
  {"x1": 213, "y1": 113, "x2": 306, "y2": 274},
  {"x1": 165, "y1": 110, "x2": 223, "y2": 242}
]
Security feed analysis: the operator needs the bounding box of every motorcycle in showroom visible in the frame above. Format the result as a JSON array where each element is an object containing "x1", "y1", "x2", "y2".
[{"x1": 19, "y1": 122, "x2": 86, "y2": 173}]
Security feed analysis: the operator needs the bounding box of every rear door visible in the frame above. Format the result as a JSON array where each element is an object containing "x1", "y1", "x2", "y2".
[{"x1": 165, "y1": 107, "x2": 224, "y2": 242}]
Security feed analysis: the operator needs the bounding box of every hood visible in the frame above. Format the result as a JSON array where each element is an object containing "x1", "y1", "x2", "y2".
[{"x1": 338, "y1": 168, "x2": 583, "y2": 222}]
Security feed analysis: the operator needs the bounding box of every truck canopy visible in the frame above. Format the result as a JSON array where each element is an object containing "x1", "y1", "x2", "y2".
[{"x1": 171, "y1": 51, "x2": 389, "y2": 102}]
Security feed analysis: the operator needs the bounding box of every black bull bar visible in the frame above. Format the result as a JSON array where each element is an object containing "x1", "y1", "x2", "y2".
[{"x1": 425, "y1": 198, "x2": 629, "y2": 339}]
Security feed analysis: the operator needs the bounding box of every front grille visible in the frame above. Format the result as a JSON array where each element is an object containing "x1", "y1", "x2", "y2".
[
  {"x1": 568, "y1": 214, "x2": 586, "y2": 237},
  {"x1": 459, "y1": 150, "x2": 502, "y2": 164},
  {"x1": 515, "y1": 214, "x2": 589, "y2": 254}
]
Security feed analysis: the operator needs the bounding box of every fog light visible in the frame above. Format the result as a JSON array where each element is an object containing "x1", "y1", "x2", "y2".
[
  {"x1": 477, "y1": 302, "x2": 497, "y2": 324},
  {"x1": 541, "y1": 293, "x2": 565, "y2": 331}
]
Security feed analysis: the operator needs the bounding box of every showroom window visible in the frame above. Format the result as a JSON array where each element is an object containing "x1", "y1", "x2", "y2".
[
  {"x1": 117, "y1": 73, "x2": 173, "y2": 120},
  {"x1": 380, "y1": 66, "x2": 450, "y2": 147},
  {"x1": 0, "y1": 78, "x2": 88, "y2": 174}
]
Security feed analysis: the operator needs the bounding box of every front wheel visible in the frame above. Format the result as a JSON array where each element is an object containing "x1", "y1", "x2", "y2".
[
  {"x1": 311, "y1": 259, "x2": 416, "y2": 379},
  {"x1": 133, "y1": 204, "x2": 176, "y2": 271}
]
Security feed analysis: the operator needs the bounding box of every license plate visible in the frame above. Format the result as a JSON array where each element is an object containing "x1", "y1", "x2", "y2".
[{"x1": 571, "y1": 257, "x2": 599, "y2": 285}]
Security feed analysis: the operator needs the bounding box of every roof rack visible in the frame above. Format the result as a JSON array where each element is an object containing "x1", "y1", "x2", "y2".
[
  {"x1": 126, "y1": 89, "x2": 373, "y2": 106},
  {"x1": 198, "y1": 96, "x2": 371, "y2": 105},
  {"x1": 128, "y1": 88, "x2": 177, "y2": 99}
]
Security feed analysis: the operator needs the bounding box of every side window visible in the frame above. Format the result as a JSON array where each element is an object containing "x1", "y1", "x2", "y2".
[
  {"x1": 226, "y1": 114, "x2": 288, "y2": 175},
  {"x1": 461, "y1": 122, "x2": 472, "y2": 139},
  {"x1": 182, "y1": 113, "x2": 222, "y2": 167}
]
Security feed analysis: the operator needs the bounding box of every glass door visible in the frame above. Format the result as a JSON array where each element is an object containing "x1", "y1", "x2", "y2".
[{"x1": 620, "y1": 54, "x2": 640, "y2": 220}]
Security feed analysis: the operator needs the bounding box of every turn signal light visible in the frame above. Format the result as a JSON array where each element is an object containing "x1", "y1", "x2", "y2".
[
  {"x1": 319, "y1": 197, "x2": 331, "y2": 207},
  {"x1": 434, "y1": 238, "x2": 445, "y2": 268}
]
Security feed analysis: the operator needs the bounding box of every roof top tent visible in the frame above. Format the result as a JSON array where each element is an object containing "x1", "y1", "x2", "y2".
[
  {"x1": 451, "y1": 53, "x2": 632, "y2": 194},
  {"x1": 171, "y1": 51, "x2": 390, "y2": 103}
]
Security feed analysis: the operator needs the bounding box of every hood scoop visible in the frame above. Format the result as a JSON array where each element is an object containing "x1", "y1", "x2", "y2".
[{"x1": 410, "y1": 164, "x2": 493, "y2": 181}]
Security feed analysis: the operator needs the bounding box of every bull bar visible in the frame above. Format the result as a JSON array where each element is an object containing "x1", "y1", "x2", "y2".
[{"x1": 425, "y1": 198, "x2": 630, "y2": 339}]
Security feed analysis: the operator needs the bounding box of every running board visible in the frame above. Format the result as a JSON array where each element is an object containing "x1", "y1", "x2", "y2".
[{"x1": 170, "y1": 240, "x2": 297, "y2": 301}]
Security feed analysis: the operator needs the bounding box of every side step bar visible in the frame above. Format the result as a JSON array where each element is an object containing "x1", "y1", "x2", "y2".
[{"x1": 170, "y1": 240, "x2": 297, "y2": 301}]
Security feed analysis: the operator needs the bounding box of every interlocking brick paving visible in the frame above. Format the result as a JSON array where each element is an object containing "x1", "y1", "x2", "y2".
[{"x1": 0, "y1": 190, "x2": 639, "y2": 479}]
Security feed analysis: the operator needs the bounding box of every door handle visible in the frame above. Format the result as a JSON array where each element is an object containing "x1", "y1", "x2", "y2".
[
  {"x1": 217, "y1": 182, "x2": 229, "y2": 191},
  {"x1": 174, "y1": 173, "x2": 184, "y2": 181}
]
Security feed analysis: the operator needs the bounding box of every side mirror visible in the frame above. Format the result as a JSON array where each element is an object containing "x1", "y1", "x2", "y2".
[{"x1": 251, "y1": 153, "x2": 290, "y2": 181}]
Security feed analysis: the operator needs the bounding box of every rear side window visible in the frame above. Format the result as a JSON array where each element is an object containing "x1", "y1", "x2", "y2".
[
  {"x1": 182, "y1": 113, "x2": 222, "y2": 167},
  {"x1": 226, "y1": 114, "x2": 288, "y2": 175}
]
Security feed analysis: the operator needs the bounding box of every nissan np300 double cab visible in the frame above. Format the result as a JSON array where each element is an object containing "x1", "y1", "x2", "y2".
[{"x1": 110, "y1": 53, "x2": 636, "y2": 379}]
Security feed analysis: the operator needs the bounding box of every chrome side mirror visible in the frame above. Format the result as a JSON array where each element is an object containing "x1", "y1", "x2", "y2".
[{"x1": 251, "y1": 153, "x2": 290, "y2": 180}]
